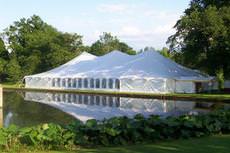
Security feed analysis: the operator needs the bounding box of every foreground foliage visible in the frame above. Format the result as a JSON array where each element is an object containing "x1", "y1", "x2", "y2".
[{"x1": 0, "y1": 109, "x2": 230, "y2": 151}]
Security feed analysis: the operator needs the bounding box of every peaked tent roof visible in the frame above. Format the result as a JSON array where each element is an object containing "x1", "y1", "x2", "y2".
[
  {"x1": 25, "y1": 50, "x2": 212, "y2": 81},
  {"x1": 26, "y1": 51, "x2": 97, "y2": 78}
]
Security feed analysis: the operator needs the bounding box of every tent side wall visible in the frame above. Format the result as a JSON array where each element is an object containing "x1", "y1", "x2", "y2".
[
  {"x1": 25, "y1": 77, "x2": 52, "y2": 88},
  {"x1": 120, "y1": 78, "x2": 198, "y2": 93},
  {"x1": 120, "y1": 78, "x2": 167, "y2": 93},
  {"x1": 25, "y1": 77, "x2": 121, "y2": 91},
  {"x1": 175, "y1": 81, "x2": 195, "y2": 93},
  {"x1": 165, "y1": 79, "x2": 176, "y2": 93},
  {"x1": 26, "y1": 77, "x2": 197, "y2": 93}
]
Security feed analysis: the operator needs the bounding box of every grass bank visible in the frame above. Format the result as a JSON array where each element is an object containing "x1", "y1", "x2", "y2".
[
  {"x1": 2, "y1": 84, "x2": 230, "y2": 102},
  {"x1": 79, "y1": 134, "x2": 230, "y2": 153},
  {"x1": 3, "y1": 135, "x2": 230, "y2": 153},
  {"x1": 0, "y1": 82, "x2": 22, "y2": 88}
]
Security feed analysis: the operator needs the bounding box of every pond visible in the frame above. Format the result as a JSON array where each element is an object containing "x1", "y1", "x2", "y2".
[{"x1": 2, "y1": 90, "x2": 229, "y2": 128}]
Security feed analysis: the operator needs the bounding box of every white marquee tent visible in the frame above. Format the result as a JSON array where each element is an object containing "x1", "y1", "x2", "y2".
[{"x1": 24, "y1": 50, "x2": 213, "y2": 93}]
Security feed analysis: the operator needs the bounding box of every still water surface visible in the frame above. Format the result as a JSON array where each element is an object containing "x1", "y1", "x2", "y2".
[{"x1": 2, "y1": 90, "x2": 229, "y2": 127}]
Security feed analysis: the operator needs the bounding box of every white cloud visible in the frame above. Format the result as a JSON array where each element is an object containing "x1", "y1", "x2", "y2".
[
  {"x1": 112, "y1": 23, "x2": 176, "y2": 50},
  {"x1": 116, "y1": 23, "x2": 174, "y2": 37},
  {"x1": 49, "y1": 4, "x2": 180, "y2": 50},
  {"x1": 144, "y1": 10, "x2": 181, "y2": 22},
  {"x1": 119, "y1": 25, "x2": 142, "y2": 36},
  {"x1": 97, "y1": 4, "x2": 127, "y2": 13},
  {"x1": 153, "y1": 24, "x2": 175, "y2": 34}
]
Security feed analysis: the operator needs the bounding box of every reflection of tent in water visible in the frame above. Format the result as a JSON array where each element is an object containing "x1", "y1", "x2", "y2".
[
  {"x1": 24, "y1": 92, "x2": 208, "y2": 122},
  {"x1": 24, "y1": 50, "x2": 213, "y2": 93}
]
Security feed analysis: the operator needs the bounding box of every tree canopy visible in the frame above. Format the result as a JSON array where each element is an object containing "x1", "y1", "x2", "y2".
[
  {"x1": 1, "y1": 15, "x2": 85, "y2": 82},
  {"x1": 0, "y1": 16, "x2": 136, "y2": 82},
  {"x1": 167, "y1": 0, "x2": 230, "y2": 78},
  {"x1": 89, "y1": 32, "x2": 136, "y2": 56},
  {"x1": 0, "y1": 38, "x2": 9, "y2": 82}
]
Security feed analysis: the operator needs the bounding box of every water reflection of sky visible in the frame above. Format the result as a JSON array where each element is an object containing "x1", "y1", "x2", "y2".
[{"x1": 3, "y1": 91, "x2": 227, "y2": 127}]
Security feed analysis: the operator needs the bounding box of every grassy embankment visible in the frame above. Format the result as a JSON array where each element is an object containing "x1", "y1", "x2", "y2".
[
  {"x1": 2, "y1": 135, "x2": 230, "y2": 153},
  {"x1": 1, "y1": 83, "x2": 230, "y2": 102},
  {"x1": 71, "y1": 135, "x2": 230, "y2": 153}
]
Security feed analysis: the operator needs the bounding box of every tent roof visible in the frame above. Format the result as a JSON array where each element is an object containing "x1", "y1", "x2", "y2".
[{"x1": 25, "y1": 50, "x2": 212, "y2": 81}]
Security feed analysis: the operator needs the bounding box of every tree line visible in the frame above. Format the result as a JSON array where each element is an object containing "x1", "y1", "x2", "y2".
[
  {"x1": 167, "y1": 0, "x2": 230, "y2": 81},
  {"x1": 0, "y1": 0, "x2": 229, "y2": 83},
  {"x1": 0, "y1": 15, "x2": 136, "y2": 82}
]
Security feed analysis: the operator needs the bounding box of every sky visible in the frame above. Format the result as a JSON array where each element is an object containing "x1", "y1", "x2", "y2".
[{"x1": 0, "y1": 0, "x2": 190, "y2": 50}]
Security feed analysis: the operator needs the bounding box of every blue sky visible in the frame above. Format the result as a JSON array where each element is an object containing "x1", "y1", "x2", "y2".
[{"x1": 0, "y1": 0, "x2": 190, "y2": 50}]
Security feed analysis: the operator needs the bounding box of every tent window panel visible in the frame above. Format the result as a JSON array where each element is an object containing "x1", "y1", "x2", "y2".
[
  {"x1": 84, "y1": 78, "x2": 88, "y2": 88},
  {"x1": 109, "y1": 79, "x2": 113, "y2": 89},
  {"x1": 90, "y1": 78, "x2": 94, "y2": 88},
  {"x1": 78, "y1": 78, "x2": 82, "y2": 88},
  {"x1": 68, "y1": 78, "x2": 71, "y2": 87},
  {"x1": 102, "y1": 78, "x2": 106, "y2": 88},
  {"x1": 115, "y1": 79, "x2": 120, "y2": 89},
  {"x1": 52, "y1": 79, "x2": 55, "y2": 87},
  {"x1": 62, "y1": 79, "x2": 66, "y2": 87},
  {"x1": 96, "y1": 79, "x2": 100, "y2": 88},
  {"x1": 57, "y1": 78, "x2": 61, "y2": 87},
  {"x1": 73, "y1": 79, "x2": 76, "y2": 88}
]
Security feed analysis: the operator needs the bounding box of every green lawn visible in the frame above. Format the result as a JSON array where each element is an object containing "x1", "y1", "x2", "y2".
[
  {"x1": 0, "y1": 82, "x2": 22, "y2": 88},
  {"x1": 9, "y1": 135, "x2": 230, "y2": 153},
  {"x1": 79, "y1": 135, "x2": 230, "y2": 153}
]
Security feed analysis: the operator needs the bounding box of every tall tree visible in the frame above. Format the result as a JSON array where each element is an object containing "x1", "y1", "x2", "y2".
[
  {"x1": 89, "y1": 32, "x2": 136, "y2": 56},
  {"x1": 167, "y1": 0, "x2": 230, "y2": 78},
  {"x1": 4, "y1": 56, "x2": 22, "y2": 82},
  {"x1": 1, "y1": 15, "x2": 85, "y2": 81},
  {"x1": 0, "y1": 38, "x2": 9, "y2": 82},
  {"x1": 0, "y1": 38, "x2": 9, "y2": 60}
]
